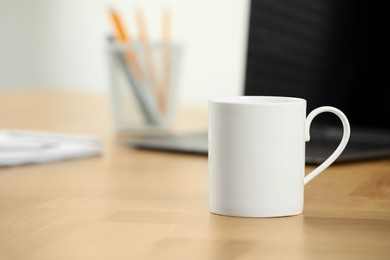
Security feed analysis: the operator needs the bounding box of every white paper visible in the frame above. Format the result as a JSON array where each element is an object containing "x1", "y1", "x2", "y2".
[{"x1": 0, "y1": 130, "x2": 102, "y2": 167}]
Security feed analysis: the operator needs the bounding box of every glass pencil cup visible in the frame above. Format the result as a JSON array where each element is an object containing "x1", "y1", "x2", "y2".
[{"x1": 107, "y1": 39, "x2": 182, "y2": 138}]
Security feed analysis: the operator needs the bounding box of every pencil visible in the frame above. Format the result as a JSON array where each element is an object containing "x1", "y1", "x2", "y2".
[
  {"x1": 160, "y1": 8, "x2": 171, "y2": 113},
  {"x1": 108, "y1": 8, "x2": 143, "y2": 80},
  {"x1": 134, "y1": 9, "x2": 162, "y2": 112},
  {"x1": 108, "y1": 36, "x2": 161, "y2": 124}
]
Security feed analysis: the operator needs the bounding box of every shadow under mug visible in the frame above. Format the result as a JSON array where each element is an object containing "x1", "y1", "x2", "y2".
[{"x1": 208, "y1": 96, "x2": 350, "y2": 218}]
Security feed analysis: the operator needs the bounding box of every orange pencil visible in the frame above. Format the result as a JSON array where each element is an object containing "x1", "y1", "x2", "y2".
[
  {"x1": 134, "y1": 9, "x2": 162, "y2": 112},
  {"x1": 109, "y1": 8, "x2": 143, "y2": 80},
  {"x1": 160, "y1": 8, "x2": 171, "y2": 113}
]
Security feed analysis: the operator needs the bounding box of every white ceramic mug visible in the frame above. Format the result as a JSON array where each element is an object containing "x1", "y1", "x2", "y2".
[{"x1": 208, "y1": 96, "x2": 350, "y2": 218}]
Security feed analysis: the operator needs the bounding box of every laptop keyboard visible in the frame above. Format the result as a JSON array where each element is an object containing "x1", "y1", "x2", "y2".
[
  {"x1": 307, "y1": 127, "x2": 390, "y2": 163},
  {"x1": 128, "y1": 127, "x2": 390, "y2": 164}
]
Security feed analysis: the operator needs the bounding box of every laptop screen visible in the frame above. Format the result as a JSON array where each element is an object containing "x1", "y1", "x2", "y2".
[{"x1": 244, "y1": 0, "x2": 388, "y2": 131}]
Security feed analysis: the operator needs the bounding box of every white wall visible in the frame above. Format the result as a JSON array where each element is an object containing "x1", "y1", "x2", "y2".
[{"x1": 0, "y1": 0, "x2": 250, "y2": 106}]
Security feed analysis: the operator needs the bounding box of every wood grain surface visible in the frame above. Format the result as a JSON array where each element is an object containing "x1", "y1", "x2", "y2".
[{"x1": 0, "y1": 91, "x2": 389, "y2": 260}]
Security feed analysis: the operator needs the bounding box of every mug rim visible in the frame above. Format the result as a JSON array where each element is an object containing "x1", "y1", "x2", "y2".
[{"x1": 209, "y1": 96, "x2": 306, "y2": 105}]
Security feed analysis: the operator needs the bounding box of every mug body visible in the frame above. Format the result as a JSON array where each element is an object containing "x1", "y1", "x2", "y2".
[{"x1": 208, "y1": 96, "x2": 306, "y2": 217}]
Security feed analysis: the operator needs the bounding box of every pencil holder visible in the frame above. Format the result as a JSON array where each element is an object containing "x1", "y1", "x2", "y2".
[{"x1": 107, "y1": 38, "x2": 182, "y2": 137}]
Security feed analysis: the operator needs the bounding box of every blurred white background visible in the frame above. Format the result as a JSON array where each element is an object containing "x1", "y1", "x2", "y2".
[{"x1": 0, "y1": 0, "x2": 250, "y2": 106}]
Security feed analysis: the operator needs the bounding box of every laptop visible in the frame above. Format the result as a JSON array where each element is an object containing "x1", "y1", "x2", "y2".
[{"x1": 127, "y1": 0, "x2": 390, "y2": 164}]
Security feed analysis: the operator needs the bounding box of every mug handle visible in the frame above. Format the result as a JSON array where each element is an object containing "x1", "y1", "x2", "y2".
[{"x1": 304, "y1": 106, "x2": 350, "y2": 185}]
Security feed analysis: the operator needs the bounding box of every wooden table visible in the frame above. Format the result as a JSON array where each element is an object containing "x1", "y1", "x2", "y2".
[{"x1": 0, "y1": 91, "x2": 389, "y2": 260}]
